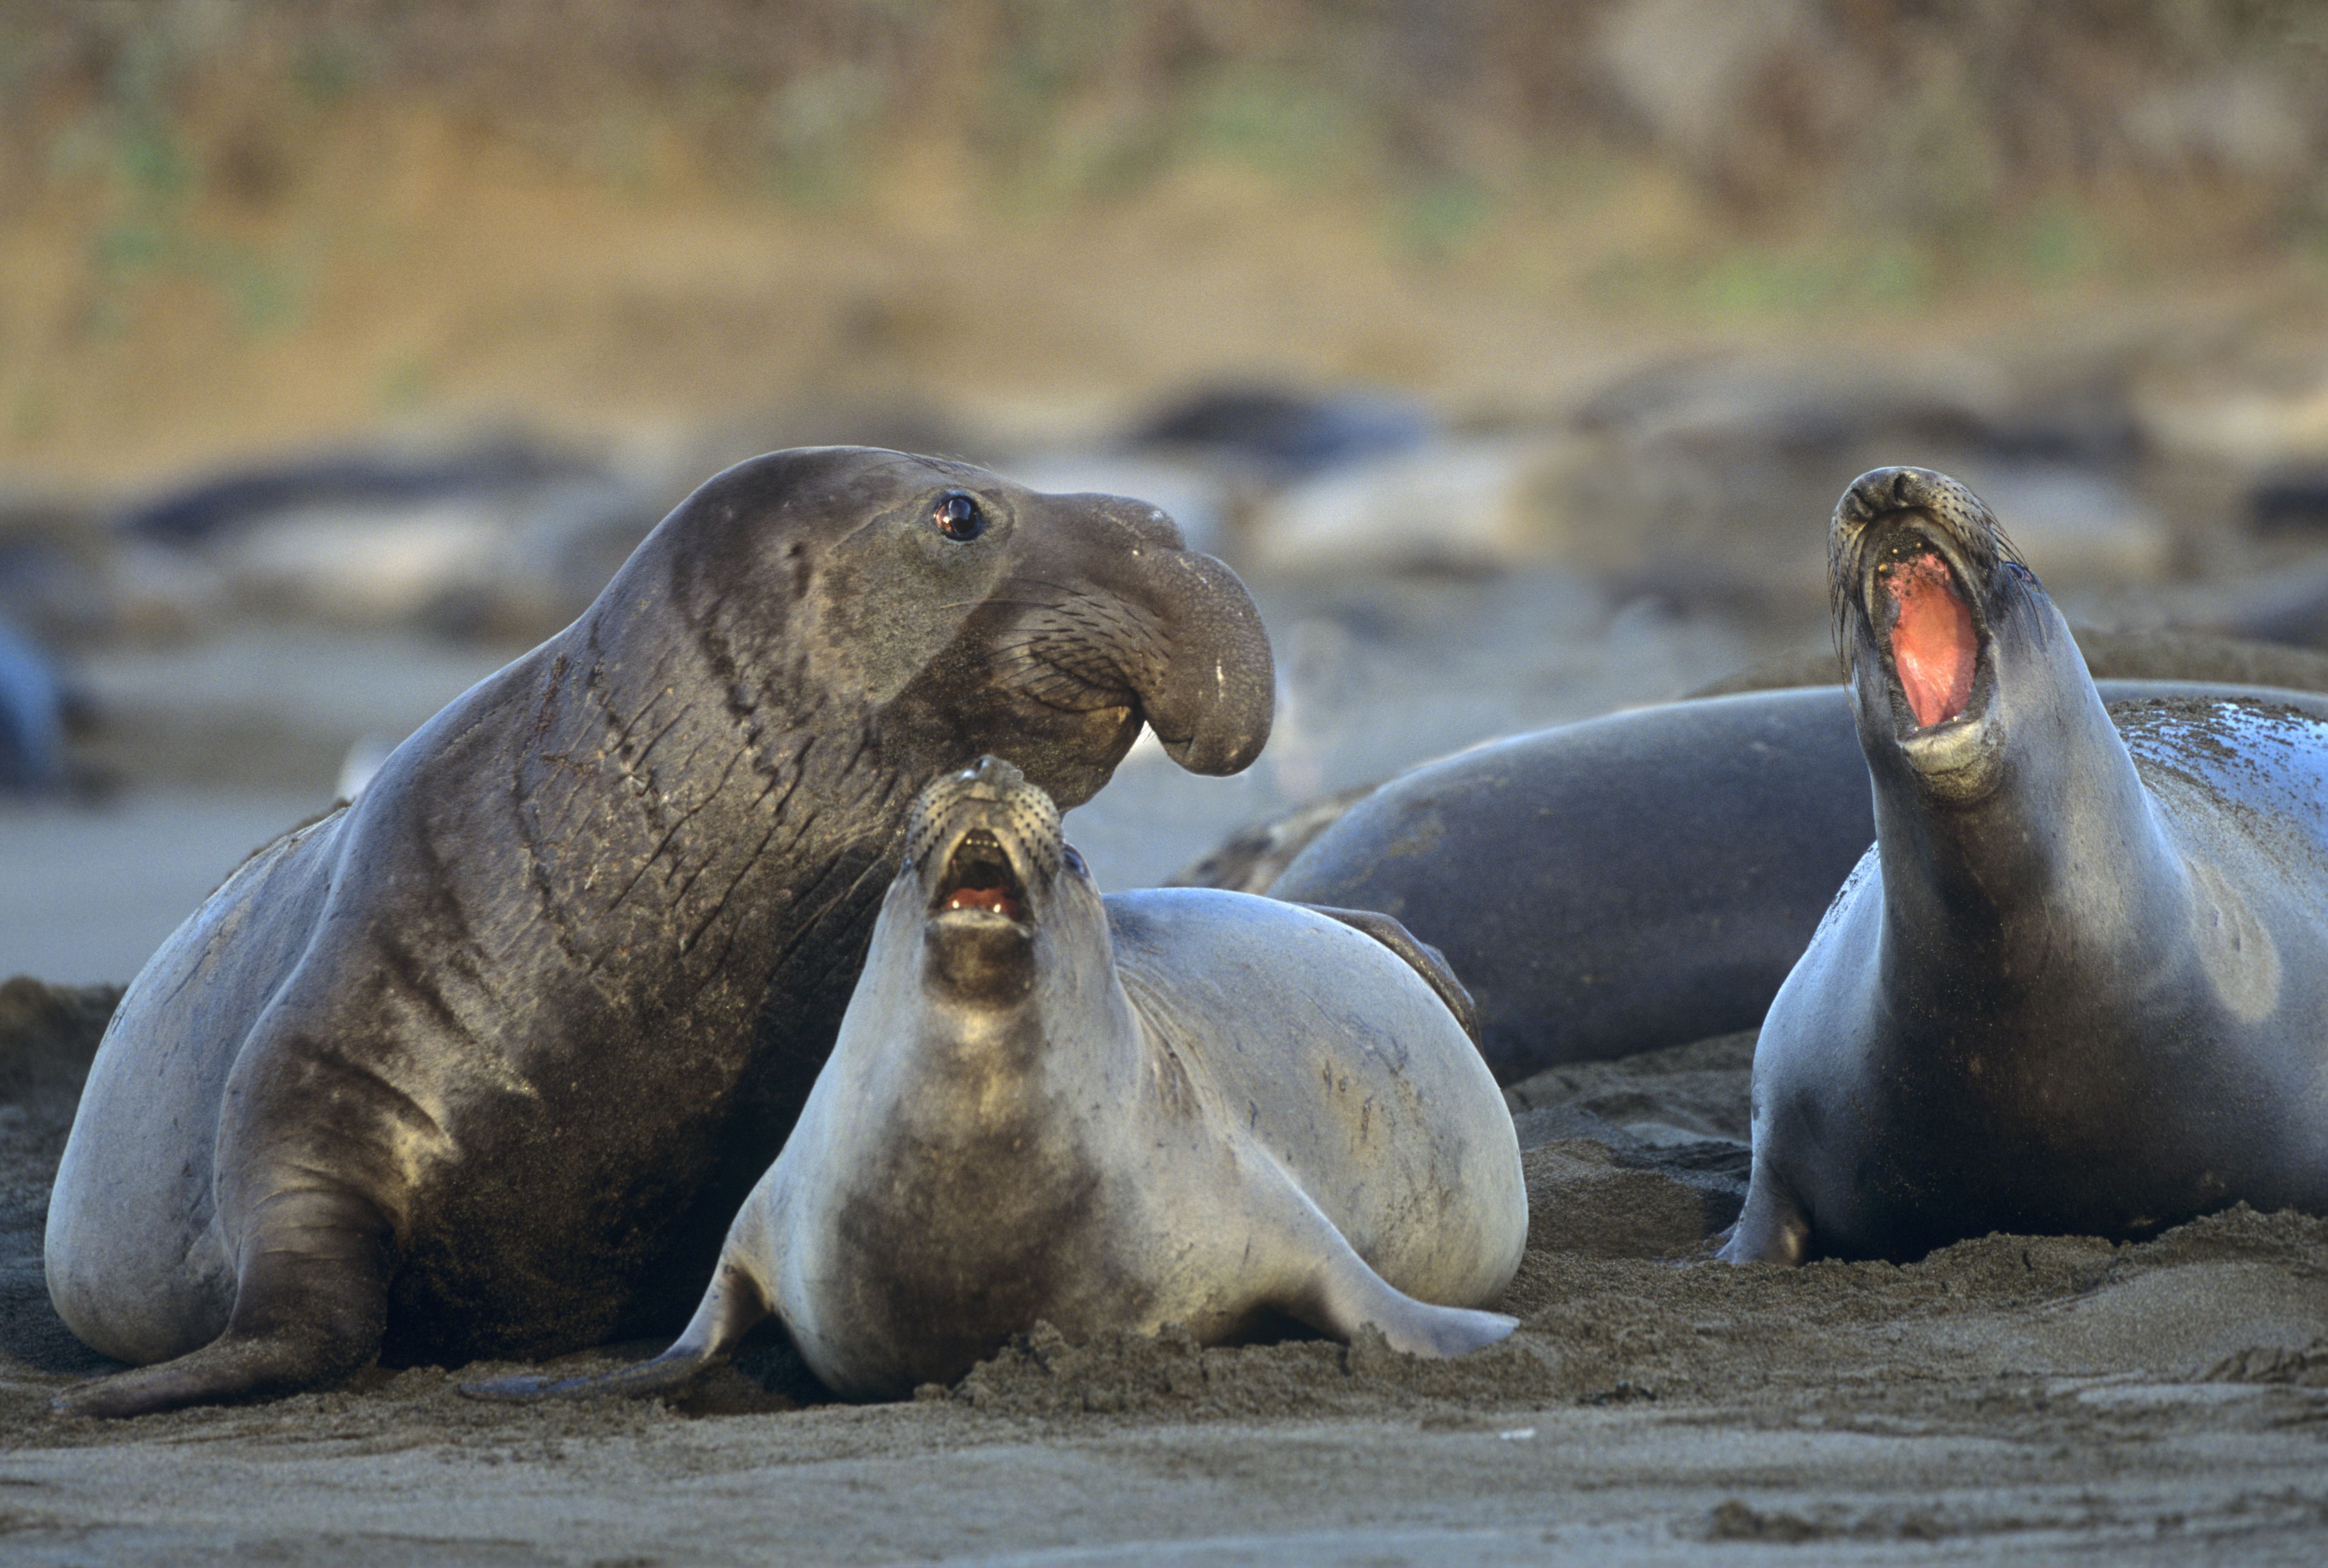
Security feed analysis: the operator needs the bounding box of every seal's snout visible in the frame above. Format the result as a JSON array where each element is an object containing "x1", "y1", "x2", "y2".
[{"x1": 906, "y1": 756, "x2": 1067, "y2": 931}]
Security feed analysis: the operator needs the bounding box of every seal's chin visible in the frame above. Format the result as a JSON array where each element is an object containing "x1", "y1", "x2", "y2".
[
  {"x1": 929, "y1": 828, "x2": 1032, "y2": 930},
  {"x1": 1864, "y1": 528, "x2": 1995, "y2": 753}
]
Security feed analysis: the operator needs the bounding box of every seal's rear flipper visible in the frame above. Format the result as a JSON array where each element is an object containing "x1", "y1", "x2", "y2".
[
  {"x1": 461, "y1": 1260, "x2": 770, "y2": 1403},
  {"x1": 463, "y1": 1344, "x2": 721, "y2": 1403},
  {"x1": 1297, "y1": 904, "x2": 1481, "y2": 1048},
  {"x1": 1294, "y1": 1257, "x2": 1518, "y2": 1360},
  {"x1": 1256, "y1": 1179, "x2": 1516, "y2": 1359},
  {"x1": 50, "y1": 1187, "x2": 392, "y2": 1420}
]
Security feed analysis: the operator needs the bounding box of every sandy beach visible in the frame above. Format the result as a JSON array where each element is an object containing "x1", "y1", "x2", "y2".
[{"x1": 5, "y1": 984, "x2": 2324, "y2": 1566}]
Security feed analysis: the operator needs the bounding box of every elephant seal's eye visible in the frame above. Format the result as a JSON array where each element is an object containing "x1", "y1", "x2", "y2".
[{"x1": 934, "y1": 492, "x2": 984, "y2": 542}]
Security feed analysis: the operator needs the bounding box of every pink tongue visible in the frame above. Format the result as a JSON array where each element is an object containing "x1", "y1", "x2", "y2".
[{"x1": 1885, "y1": 554, "x2": 1976, "y2": 728}]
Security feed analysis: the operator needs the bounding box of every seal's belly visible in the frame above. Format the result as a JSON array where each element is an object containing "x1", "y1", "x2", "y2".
[
  {"x1": 772, "y1": 1127, "x2": 1156, "y2": 1395},
  {"x1": 1798, "y1": 1024, "x2": 2328, "y2": 1259}
]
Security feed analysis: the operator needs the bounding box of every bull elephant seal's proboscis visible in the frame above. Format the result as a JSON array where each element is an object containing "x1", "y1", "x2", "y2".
[
  {"x1": 467, "y1": 757, "x2": 1524, "y2": 1404},
  {"x1": 46, "y1": 448, "x2": 1277, "y2": 1417},
  {"x1": 1724, "y1": 466, "x2": 2328, "y2": 1265}
]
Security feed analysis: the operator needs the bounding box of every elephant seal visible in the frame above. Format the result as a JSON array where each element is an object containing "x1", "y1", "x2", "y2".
[
  {"x1": 468, "y1": 757, "x2": 1525, "y2": 1402},
  {"x1": 0, "y1": 614, "x2": 68, "y2": 794},
  {"x1": 47, "y1": 448, "x2": 1275, "y2": 1418},
  {"x1": 1243, "y1": 671, "x2": 2328, "y2": 1082},
  {"x1": 1723, "y1": 467, "x2": 2328, "y2": 1265}
]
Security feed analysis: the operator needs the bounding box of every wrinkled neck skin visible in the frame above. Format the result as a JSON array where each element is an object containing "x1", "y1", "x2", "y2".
[
  {"x1": 1858, "y1": 588, "x2": 2188, "y2": 1014},
  {"x1": 504, "y1": 545, "x2": 895, "y2": 1014}
]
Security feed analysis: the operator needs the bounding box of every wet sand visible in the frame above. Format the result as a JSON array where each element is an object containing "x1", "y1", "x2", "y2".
[{"x1": 4, "y1": 983, "x2": 2323, "y2": 1566}]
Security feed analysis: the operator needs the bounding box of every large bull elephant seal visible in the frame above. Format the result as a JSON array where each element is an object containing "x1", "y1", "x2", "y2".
[
  {"x1": 469, "y1": 757, "x2": 1524, "y2": 1404},
  {"x1": 1723, "y1": 467, "x2": 2328, "y2": 1264},
  {"x1": 46, "y1": 448, "x2": 1275, "y2": 1417},
  {"x1": 1255, "y1": 671, "x2": 2328, "y2": 1082}
]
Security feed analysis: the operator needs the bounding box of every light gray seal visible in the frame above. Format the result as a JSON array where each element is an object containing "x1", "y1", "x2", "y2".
[
  {"x1": 1724, "y1": 467, "x2": 2328, "y2": 1264},
  {"x1": 47, "y1": 447, "x2": 1276, "y2": 1417},
  {"x1": 469, "y1": 757, "x2": 1525, "y2": 1401}
]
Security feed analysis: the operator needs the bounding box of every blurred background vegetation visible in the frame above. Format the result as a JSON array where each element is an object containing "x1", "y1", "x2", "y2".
[
  {"x1": 12, "y1": 1, "x2": 2328, "y2": 980},
  {"x1": 5, "y1": 0, "x2": 2326, "y2": 483}
]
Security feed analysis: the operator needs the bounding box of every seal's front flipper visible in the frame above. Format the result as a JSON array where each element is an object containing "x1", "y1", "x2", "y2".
[
  {"x1": 1298, "y1": 904, "x2": 1481, "y2": 1047},
  {"x1": 463, "y1": 1260, "x2": 770, "y2": 1403},
  {"x1": 1717, "y1": 1166, "x2": 1812, "y2": 1265},
  {"x1": 51, "y1": 1188, "x2": 392, "y2": 1420},
  {"x1": 1256, "y1": 1182, "x2": 1516, "y2": 1359}
]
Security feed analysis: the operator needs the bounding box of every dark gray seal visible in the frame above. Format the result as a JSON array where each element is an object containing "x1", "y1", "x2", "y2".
[
  {"x1": 1246, "y1": 668, "x2": 2328, "y2": 1082},
  {"x1": 1723, "y1": 467, "x2": 2328, "y2": 1264},
  {"x1": 469, "y1": 757, "x2": 1523, "y2": 1403},
  {"x1": 45, "y1": 447, "x2": 1276, "y2": 1417}
]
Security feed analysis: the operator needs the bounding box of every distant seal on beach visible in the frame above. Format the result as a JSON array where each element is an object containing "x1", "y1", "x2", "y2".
[
  {"x1": 468, "y1": 757, "x2": 1524, "y2": 1403},
  {"x1": 0, "y1": 614, "x2": 68, "y2": 794},
  {"x1": 1723, "y1": 467, "x2": 2328, "y2": 1264},
  {"x1": 45, "y1": 448, "x2": 1276, "y2": 1418}
]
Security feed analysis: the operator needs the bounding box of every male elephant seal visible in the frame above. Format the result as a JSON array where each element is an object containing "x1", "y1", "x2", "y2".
[
  {"x1": 1723, "y1": 467, "x2": 2328, "y2": 1265},
  {"x1": 47, "y1": 448, "x2": 1274, "y2": 1417},
  {"x1": 469, "y1": 758, "x2": 1525, "y2": 1402}
]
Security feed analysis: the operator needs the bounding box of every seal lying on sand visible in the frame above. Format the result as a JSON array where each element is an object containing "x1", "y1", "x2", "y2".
[
  {"x1": 1233, "y1": 664, "x2": 2328, "y2": 1082},
  {"x1": 46, "y1": 449, "x2": 1276, "y2": 1418},
  {"x1": 1723, "y1": 467, "x2": 2328, "y2": 1265},
  {"x1": 469, "y1": 758, "x2": 1525, "y2": 1402}
]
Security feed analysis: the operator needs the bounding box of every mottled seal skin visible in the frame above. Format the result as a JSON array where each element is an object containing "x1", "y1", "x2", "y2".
[
  {"x1": 467, "y1": 758, "x2": 1525, "y2": 1403},
  {"x1": 1723, "y1": 467, "x2": 2328, "y2": 1265},
  {"x1": 1261, "y1": 674, "x2": 2328, "y2": 1082},
  {"x1": 46, "y1": 448, "x2": 1276, "y2": 1417}
]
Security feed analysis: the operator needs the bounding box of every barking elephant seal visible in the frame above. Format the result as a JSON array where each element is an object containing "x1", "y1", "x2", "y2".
[
  {"x1": 1246, "y1": 673, "x2": 2328, "y2": 1081},
  {"x1": 1724, "y1": 467, "x2": 2328, "y2": 1263},
  {"x1": 47, "y1": 448, "x2": 1274, "y2": 1416},
  {"x1": 469, "y1": 757, "x2": 1525, "y2": 1403}
]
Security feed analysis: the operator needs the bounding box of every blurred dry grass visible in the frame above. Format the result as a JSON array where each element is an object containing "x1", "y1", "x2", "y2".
[{"x1": 2, "y1": 1, "x2": 2326, "y2": 484}]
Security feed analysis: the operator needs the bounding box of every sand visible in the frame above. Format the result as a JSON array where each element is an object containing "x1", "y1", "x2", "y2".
[{"x1": 2, "y1": 981, "x2": 2324, "y2": 1565}]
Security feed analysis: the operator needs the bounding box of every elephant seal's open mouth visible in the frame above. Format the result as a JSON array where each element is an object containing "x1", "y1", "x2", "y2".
[
  {"x1": 1865, "y1": 525, "x2": 1991, "y2": 739},
  {"x1": 1832, "y1": 466, "x2": 2026, "y2": 768},
  {"x1": 908, "y1": 757, "x2": 1069, "y2": 1001},
  {"x1": 1878, "y1": 541, "x2": 1977, "y2": 728},
  {"x1": 931, "y1": 829, "x2": 1030, "y2": 927}
]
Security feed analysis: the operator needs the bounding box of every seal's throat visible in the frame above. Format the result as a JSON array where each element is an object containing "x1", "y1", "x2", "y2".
[{"x1": 1881, "y1": 544, "x2": 1977, "y2": 730}]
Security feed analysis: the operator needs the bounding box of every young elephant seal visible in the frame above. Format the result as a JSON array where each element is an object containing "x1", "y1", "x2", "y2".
[
  {"x1": 47, "y1": 448, "x2": 1275, "y2": 1417},
  {"x1": 1724, "y1": 467, "x2": 2328, "y2": 1265},
  {"x1": 470, "y1": 757, "x2": 1525, "y2": 1402}
]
